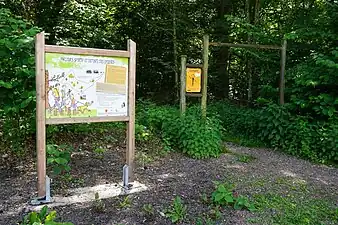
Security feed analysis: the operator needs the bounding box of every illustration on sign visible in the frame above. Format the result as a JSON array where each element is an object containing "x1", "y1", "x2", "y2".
[
  {"x1": 186, "y1": 67, "x2": 202, "y2": 93},
  {"x1": 45, "y1": 53, "x2": 129, "y2": 118}
]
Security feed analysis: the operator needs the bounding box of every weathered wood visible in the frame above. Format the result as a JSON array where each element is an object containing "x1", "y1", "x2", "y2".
[
  {"x1": 186, "y1": 93, "x2": 202, "y2": 97},
  {"x1": 45, "y1": 45, "x2": 130, "y2": 57},
  {"x1": 46, "y1": 116, "x2": 129, "y2": 125},
  {"x1": 280, "y1": 39, "x2": 287, "y2": 105},
  {"x1": 35, "y1": 32, "x2": 46, "y2": 198},
  {"x1": 186, "y1": 64, "x2": 203, "y2": 68},
  {"x1": 180, "y1": 56, "x2": 187, "y2": 115},
  {"x1": 209, "y1": 42, "x2": 281, "y2": 50},
  {"x1": 126, "y1": 40, "x2": 136, "y2": 182},
  {"x1": 201, "y1": 35, "x2": 209, "y2": 118}
]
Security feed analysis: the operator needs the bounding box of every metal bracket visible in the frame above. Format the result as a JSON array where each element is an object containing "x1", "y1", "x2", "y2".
[
  {"x1": 121, "y1": 165, "x2": 133, "y2": 194},
  {"x1": 30, "y1": 176, "x2": 53, "y2": 205}
]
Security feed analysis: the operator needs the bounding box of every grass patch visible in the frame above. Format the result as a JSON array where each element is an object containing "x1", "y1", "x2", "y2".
[{"x1": 254, "y1": 193, "x2": 338, "y2": 225}]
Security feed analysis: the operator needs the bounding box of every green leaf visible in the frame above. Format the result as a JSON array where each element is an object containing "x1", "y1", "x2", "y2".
[
  {"x1": 53, "y1": 167, "x2": 62, "y2": 175},
  {"x1": 29, "y1": 212, "x2": 40, "y2": 223},
  {"x1": 214, "y1": 193, "x2": 224, "y2": 202},
  {"x1": 0, "y1": 80, "x2": 12, "y2": 88},
  {"x1": 45, "y1": 211, "x2": 57, "y2": 222},
  {"x1": 38, "y1": 205, "x2": 48, "y2": 220},
  {"x1": 55, "y1": 157, "x2": 68, "y2": 165},
  {"x1": 224, "y1": 194, "x2": 234, "y2": 203},
  {"x1": 20, "y1": 97, "x2": 33, "y2": 109}
]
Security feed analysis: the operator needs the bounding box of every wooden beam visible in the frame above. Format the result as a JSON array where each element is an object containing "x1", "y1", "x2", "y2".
[
  {"x1": 201, "y1": 35, "x2": 209, "y2": 118},
  {"x1": 126, "y1": 39, "x2": 136, "y2": 182},
  {"x1": 186, "y1": 64, "x2": 203, "y2": 68},
  {"x1": 209, "y1": 42, "x2": 282, "y2": 50},
  {"x1": 180, "y1": 55, "x2": 187, "y2": 115},
  {"x1": 186, "y1": 93, "x2": 202, "y2": 97},
  {"x1": 46, "y1": 116, "x2": 129, "y2": 125},
  {"x1": 280, "y1": 39, "x2": 287, "y2": 105},
  {"x1": 35, "y1": 32, "x2": 46, "y2": 198},
  {"x1": 45, "y1": 45, "x2": 130, "y2": 58}
]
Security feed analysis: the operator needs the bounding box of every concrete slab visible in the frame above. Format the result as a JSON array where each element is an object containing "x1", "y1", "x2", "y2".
[{"x1": 29, "y1": 181, "x2": 148, "y2": 211}]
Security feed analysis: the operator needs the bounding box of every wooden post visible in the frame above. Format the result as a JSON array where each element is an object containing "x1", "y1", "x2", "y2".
[
  {"x1": 127, "y1": 40, "x2": 136, "y2": 181},
  {"x1": 280, "y1": 39, "x2": 287, "y2": 105},
  {"x1": 180, "y1": 55, "x2": 187, "y2": 115},
  {"x1": 35, "y1": 32, "x2": 46, "y2": 198},
  {"x1": 201, "y1": 35, "x2": 209, "y2": 118}
]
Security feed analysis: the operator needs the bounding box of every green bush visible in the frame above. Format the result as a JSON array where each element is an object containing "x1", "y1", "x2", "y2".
[
  {"x1": 137, "y1": 104, "x2": 223, "y2": 159},
  {"x1": 162, "y1": 108, "x2": 223, "y2": 159},
  {"x1": 0, "y1": 8, "x2": 39, "y2": 153},
  {"x1": 210, "y1": 102, "x2": 338, "y2": 163}
]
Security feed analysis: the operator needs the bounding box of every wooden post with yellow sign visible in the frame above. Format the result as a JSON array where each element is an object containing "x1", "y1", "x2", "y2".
[
  {"x1": 179, "y1": 35, "x2": 209, "y2": 116},
  {"x1": 179, "y1": 61, "x2": 205, "y2": 115}
]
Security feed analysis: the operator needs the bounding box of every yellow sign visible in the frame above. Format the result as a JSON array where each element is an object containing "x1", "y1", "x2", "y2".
[{"x1": 186, "y1": 67, "x2": 202, "y2": 93}]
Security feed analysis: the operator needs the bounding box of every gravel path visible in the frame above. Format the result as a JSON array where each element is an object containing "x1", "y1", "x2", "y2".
[{"x1": 1, "y1": 143, "x2": 337, "y2": 225}]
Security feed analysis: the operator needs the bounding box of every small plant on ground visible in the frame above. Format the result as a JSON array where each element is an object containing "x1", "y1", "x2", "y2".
[
  {"x1": 93, "y1": 147, "x2": 106, "y2": 159},
  {"x1": 142, "y1": 203, "x2": 155, "y2": 216},
  {"x1": 237, "y1": 154, "x2": 256, "y2": 163},
  {"x1": 20, "y1": 205, "x2": 73, "y2": 225},
  {"x1": 119, "y1": 195, "x2": 132, "y2": 209},
  {"x1": 211, "y1": 182, "x2": 256, "y2": 212},
  {"x1": 165, "y1": 196, "x2": 187, "y2": 223},
  {"x1": 209, "y1": 206, "x2": 222, "y2": 220},
  {"x1": 47, "y1": 144, "x2": 72, "y2": 176},
  {"x1": 200, "y1": 192, "x2": 209, "y2": 204},
  {"x1": 142, "y1": 203, "x2": 155, "y2": 221},
  {"x1": 94, "y1": 192, "x2": 105, "y2": 212}
]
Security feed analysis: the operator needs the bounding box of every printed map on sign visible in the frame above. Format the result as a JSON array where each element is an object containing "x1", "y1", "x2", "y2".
[
  {"x1": 45, "y1": 53, "x2": 128, "y2": 118},
  {"x1": 186, "y1": 67, "x2": 202, "y2": 93}
]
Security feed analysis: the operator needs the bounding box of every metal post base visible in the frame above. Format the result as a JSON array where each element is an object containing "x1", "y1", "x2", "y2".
[
  {"x1": 121, "y1": 165, "x2": 133, "y2": 194},
  {"x1": 30, "y1": 176, "x2": 53, "y2": 205}
]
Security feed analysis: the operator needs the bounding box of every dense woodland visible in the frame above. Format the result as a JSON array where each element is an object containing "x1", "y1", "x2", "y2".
[{"x1": 0, "y1": 0, "x2": 337, "y2": 162}]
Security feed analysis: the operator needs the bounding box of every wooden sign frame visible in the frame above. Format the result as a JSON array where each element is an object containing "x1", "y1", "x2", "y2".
[{"x1": 35, "y1": 32, "x2": 136, "y2": 201}]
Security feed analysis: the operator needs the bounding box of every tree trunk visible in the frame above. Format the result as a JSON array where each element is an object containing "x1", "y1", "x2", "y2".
[
  {"x1": 173, "y1": 0, "x2": 179, "y2": 100},
  {"x1": 214, "y1": 0, "x2": 232, "y2": 99}
]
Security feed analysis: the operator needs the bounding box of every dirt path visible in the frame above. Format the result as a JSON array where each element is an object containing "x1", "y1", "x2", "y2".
[{"x1": 1, "y1": 143, "x2": 337, "y2": 225}]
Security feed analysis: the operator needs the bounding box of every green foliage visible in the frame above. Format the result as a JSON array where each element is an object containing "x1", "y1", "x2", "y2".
[
  {"x1": 237, "y1": 154, "x2": 256, "y2": 163},
  {"x1": 119, "y1": 196, "x2": 132, "y2": 209},
  {"x1": 210, "y1": 102, "x2": 338, "y2": 163},
  {"x1": 211, "y1": 182, "x2": 255, "y2": 212},
  {"x1": 142, "y1": 203, "x2": 155, "y2": 217},
  {"x1": 47, "y1": 144, "x2": 72, "y2": 176},
  {"x1": 135, "y1": 124, "x2": 152, "y2": 142},
  {"x1": 0, "y1": 8, "x2": 39, "y2": 153},
  {"x1": 255, "y1": 193, "x2": 338, "y2": 225},
  {"x1": 165, "y1": 196, "x2": 187, "y2": 224},
  {"x1": 20, "y1": 206, "x2": 73, "y2": 225},
  {"x1": 162, "y1": 108, "x2": 223, "y2": 159},
  {"x1": 137, "y1": 104, "x2": 223, "y2": 159}
]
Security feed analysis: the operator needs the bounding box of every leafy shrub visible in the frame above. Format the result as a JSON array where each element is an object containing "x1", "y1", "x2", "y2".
[
  {"x1": 210, "y1": 102, "x2": 338, "y2": 163},
  {"x1": 0, "y1": 8, "x2": 39, "y2": 153},
  {"x1": 20, "y1": 205, "x2": 73, "y2": 225},
  {"x1": 162, "y1": 108, "x2": 223, "y2": 159},
  {"x1": 137, "y1": 104, "x2": 223, "y2": 159},
  {"x1": 47, "y1": 144, "x2": 72, "y2": 176}
]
